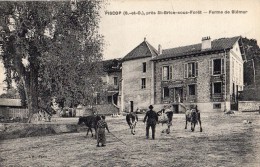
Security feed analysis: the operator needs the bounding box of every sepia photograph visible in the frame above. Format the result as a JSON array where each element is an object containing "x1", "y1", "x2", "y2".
[{"x1": 0, "y1": 0, "x2": 260, "y2": 166}]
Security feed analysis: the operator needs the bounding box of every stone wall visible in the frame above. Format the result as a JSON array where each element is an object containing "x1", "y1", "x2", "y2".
[
  {"x1": 122, "y1": 57, "x2": 153, "y2": 111},
  {"x1": 95, "y1": 104, "x2": 119, "y2": 115},
  {"x1": 153, "y1": 49, "x2": 245, "y2": 112},
  {"x1": 238, "y1": 101, "x2": 260, "y2": 112},
  {"x1": 154, "y1": 53, "x2": 227, "y2": 104},
  {"x1": 0, "y1": 107, "x2": 28, "y2": 119}
]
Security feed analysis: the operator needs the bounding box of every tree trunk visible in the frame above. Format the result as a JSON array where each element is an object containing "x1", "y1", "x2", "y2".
[{"x1": 23, "y1": 68, "x2": 39, "y2": 123}]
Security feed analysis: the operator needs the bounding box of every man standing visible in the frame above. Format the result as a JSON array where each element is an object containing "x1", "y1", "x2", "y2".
[{"x1": 143, "y1": 105, "x2": 158, "y2": 140}]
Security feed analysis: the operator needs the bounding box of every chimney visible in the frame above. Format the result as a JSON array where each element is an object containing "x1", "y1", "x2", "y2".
[
  {"x1": 158, "y1": 44, "x2": 162, "y2": 55},
  {"x1": 201, "y1": 36, "x2": 211, "y2": 50}
]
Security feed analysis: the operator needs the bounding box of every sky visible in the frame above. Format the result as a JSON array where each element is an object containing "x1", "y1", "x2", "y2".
[
  {"x1": 0, "y1": 0, "x2": 260, "y2": 94},
  {"x1": 99, "y1": 0, "x2": 260, "y2": 59}
]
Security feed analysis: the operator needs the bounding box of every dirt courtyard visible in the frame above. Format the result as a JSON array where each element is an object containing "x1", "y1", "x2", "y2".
[{"x1": 0, "y1": 112, "x2": 260, "y2": 167}]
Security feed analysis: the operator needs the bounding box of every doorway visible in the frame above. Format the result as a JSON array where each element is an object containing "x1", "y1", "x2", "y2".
[
  {"x1": 130, "y1": 101, "x2": 133, "y2": 112},
  {"x1": 174, "y1": 87, "x2": 183, "y2": 103}
]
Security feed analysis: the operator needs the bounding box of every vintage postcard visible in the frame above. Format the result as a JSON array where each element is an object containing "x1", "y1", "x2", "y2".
[{"x1": 0, "y1": 0, "x2": 259, "y2": 166}]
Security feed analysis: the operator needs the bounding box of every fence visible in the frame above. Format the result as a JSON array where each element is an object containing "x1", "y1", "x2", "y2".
[{"x1": 0, "y1": 107, "x2": 29, "y2": 119}]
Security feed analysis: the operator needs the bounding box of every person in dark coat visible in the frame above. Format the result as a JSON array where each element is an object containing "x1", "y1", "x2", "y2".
[{"x1": 143, "y1": 105, "x2": 158, "y2": 139}]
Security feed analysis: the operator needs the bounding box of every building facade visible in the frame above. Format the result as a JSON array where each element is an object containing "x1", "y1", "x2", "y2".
[
  {"x1": 106, "y1": 36, "x2": 245, "y2": 113},
  {"x1": 121, "y1": 38, "x2": 158, "y2": 112},
  {"x1": 92, "y1": 59, "x2": 121, "y2": 115},
  {"x1": 152, "y1": 36, "x2": 245, "y2": 112},
  {"x1": 99, "y1": 59, "x2": 122, "y2": 107}
]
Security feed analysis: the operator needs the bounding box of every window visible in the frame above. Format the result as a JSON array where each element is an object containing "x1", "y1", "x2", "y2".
[
  {"x1": 96, "y1": 93, "x2": 100, "y2": 104},
  {"x1": 141, "y1": 78, "x2": 146, "y2": 89},
  {"x1": 113, "y1": 77, "x2": 118, "y2": 86},
  {"x1": 210, "y1": 58, "x2": 224, "y2": 75},
  {"x1": 143, "y1": 62, "x2": 146, "y2": 73},
  {"x1": 184, "y1": 62, "x2": 198, "y2": 78},
  {"x1": 188, "y1": 84, "x2": 196, "y2": 95},
  {"x1": 162, "y1": 66, "x2": 173, "y2": 80},
  {"x1": 107, "y1": 96, "x2": 112, "y2": 103},
  {"x1": 213, "y1": 82, "x2": 222, "y2": 94},
  {"x1": 213, "y1": 103, "x2": 221, "y2": 109},
  {"x1": 163, "y1": 87, "x2": 170, "y2": 98}
]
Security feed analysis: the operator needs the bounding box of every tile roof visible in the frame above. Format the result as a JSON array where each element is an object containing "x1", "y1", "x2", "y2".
[
  {"x1": 152, "y1": 36, "x2": 241, "y2": 61},
  {"x1": 122, "y1": 39, "x2": 158, "y2": 61}
]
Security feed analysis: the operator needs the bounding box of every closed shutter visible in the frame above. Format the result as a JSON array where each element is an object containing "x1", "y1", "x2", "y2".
[
  {"x1": 195, "y1": 62, "x2": 198, "y2": 77},
  {"x1": 170, "y1": 65, "x2": 173, "y2": 80},
  {"x1": 210, "y1": 83, "x2": 213, "y2": 97},
  {"x1": 221, "y1": 58, "x2": 225, "y2": 74},
  {"x1": 184, "y1": 63, "x2": 188, "y2": 78},
  {"x1": 161, "y1": 67, "x2": 164, "y2": 80},
  {"x1": 209, "y1": 60, "x2": 212, "y2": 75}
]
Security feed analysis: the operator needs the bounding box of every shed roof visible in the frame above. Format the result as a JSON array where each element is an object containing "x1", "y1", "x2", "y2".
[{"x1": 0, "y1": 98, "x2": 22, "y2": 107}]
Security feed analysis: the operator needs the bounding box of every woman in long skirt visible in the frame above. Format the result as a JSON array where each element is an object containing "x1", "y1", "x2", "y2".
[{"x1": 97, "y1": 115, "x2": 110, "y2": 147}]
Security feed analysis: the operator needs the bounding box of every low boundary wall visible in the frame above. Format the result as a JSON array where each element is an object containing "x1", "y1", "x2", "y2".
[{"x1": 238, "y1": 101, "x2": 260, "y2": 112}]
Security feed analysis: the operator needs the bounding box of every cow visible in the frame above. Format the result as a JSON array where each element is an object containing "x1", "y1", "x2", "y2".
[
  {"x1": 157, "y1": 106, "x2": 174, "y2": 134},
  {"x1": 157, "y1": 109, "x2": 169, "y2": 126},
  {"x1": 157, "y1": 105, "x2": 174, "y2": 126},
  {"x1": 78, "y1": 115, "x2": 101, "y2": 138},
  {"x1": 126, "y1": 112, "x2": 138, "y2": 135},
  {"x1": 185, "y1": 106, "x2": 202, "y2": 132}
]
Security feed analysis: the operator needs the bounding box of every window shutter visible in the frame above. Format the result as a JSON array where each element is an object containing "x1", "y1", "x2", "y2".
[
  {"x1": 195, "y1": 84, "x2": 197, "y2": 95},
  {"x1": 209, "y1": 60, "x2": 212, "y2": 75},
  {"x1": 210, "y1": 83, "x2": 213, "y2": 97},
  {"x1": 221, "y1": 58, "x2": 225, "y2": 74},
  {"x1": 184, "y1": 63, "x2": 188, "y2": 78},
  {"x1": 170, "y1": 66, "x2": 173, "y2": 80},
  {"x1": 161, "y1": 67, "x2": 164, "y2": 81},
  {"x1": 195, "y1": 62, "x2": 198, "y2": 77}
]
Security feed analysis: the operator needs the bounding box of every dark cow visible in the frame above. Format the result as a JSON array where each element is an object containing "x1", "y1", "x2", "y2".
[
  {"x1": 126, "y1": 112, "x2": 138, "y2": 135},
  {"x1": 185, "y1": 106, "x2": 202, "y2": 132},
  {"x1": 78, "y1": 115, "x2": 101, "y2": 138}
]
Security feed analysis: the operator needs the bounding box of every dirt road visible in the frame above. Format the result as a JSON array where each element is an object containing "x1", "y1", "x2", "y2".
[{"x1": 0, "y1": 112, "x2": 259, "y2": 167}]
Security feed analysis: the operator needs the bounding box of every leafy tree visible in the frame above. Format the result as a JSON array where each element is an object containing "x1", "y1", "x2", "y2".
[
  {"x1": 0, "y1": 87, "x2": 19, "y2": 99},
  {"x1": 242, "y1": 37, "x2": 260, "y2": 86},
  {"x1": 0, "y1": 1, "x2": 104, "y2": 122},
  {"x1": 239, "y1": 38, "x2": 260, "y2": 101}
]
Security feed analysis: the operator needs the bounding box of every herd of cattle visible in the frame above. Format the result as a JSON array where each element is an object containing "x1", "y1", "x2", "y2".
[{"x1": 77, "y1": 107, "x2": 203, "y2": 138}]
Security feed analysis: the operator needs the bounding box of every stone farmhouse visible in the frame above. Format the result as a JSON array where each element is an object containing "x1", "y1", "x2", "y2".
[
  {"x1": 92, "y1": 59, "x2": 121, "y2": 115},
  {"x1": 152, "y1": 36, "x2": 246, "y2": 113},
  {"x1": 101, "y1": 36, "x2": 246, "y2": 113}
]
